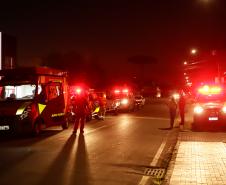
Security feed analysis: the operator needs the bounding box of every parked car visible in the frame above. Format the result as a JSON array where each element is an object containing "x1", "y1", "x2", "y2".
[{"x1": 135, "y1": 95, "x2": 145, "y2": 108}]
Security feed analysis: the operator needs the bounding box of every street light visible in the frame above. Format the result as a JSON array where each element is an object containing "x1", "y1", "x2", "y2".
[
  {"x1": 184, "y1": 61, "x2": 188, "y2": 65},
  {"x1": 191, "y1": 49, "x2": 197, "y2": 55}
]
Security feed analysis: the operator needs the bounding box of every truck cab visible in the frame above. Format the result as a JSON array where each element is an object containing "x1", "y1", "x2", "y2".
[
  {"x1": 0, "y1": 67, "x2": 69, "y2": 135},
  {"x1": 193, "y1": 84, "x2": 226, "y2": 130}
]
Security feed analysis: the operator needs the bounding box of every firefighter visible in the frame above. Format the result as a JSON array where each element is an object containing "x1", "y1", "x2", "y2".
[
  {"x1": 73, "y1": 91, "x2": 89, "y2": 134},
  {"x1": 178, "y1": 91, "x2": 186, "y2": 129},
  {"x1": 168, "y1": 96, "x2": 177, "y2": 129},
  {"x1": 98, "y1": 93, "x2": 107, "y2": 120}
]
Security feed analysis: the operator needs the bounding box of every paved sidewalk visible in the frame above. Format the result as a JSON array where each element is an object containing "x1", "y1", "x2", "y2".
[{"x1": 164, "y1": 131, "x2": 226, "y2": 185}]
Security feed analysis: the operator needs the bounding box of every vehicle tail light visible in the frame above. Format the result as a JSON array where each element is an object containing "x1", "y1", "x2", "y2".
[
  {"x1": 194, "y1": 106, "x2": 204, "y2": 114},
  {"x1": 121, "y1": 98, "x2": 129, "y2": 105}
]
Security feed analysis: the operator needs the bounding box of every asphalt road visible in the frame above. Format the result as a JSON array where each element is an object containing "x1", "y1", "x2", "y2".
[{"x1": 0, "y1": 100, "x2": 178, "y2": 185}]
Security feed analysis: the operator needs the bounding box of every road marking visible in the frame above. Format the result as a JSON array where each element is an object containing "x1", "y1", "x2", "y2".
[
  {"x1": 106, "y1": 116, "x2": 169, "y2": 121},
  {"x1": 132, "y1": 116, "x2": 169, "y2": 121},
  {"x1": 85, "y1": 124, "x2": 112, "y2": 134},
  {"x1": 85, "y1": 116, "x2": 169, "y2": 135},
  {"x1": 138, "y1": 135, "x2": 168, "y2": 185}
]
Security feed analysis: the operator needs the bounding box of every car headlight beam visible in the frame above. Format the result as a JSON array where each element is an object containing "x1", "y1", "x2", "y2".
[
  {"x1": 194, "y1": 106, "x2": 204, "y2": 114},
  {"x1": 222, "y1": 106, "x2": 226, "y2": 113}
]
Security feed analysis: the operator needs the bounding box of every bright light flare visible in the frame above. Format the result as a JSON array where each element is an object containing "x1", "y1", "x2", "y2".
[
  {"x1": 198, "y1": 85, "x2": 222, "y2": 95},
  {"x1": 122, "y1": 89, "x2": 129, "y2": 93},
  {"x1": 191, "y1": 49, "x2": 197, "y2": 55},
  {"x1": 194, "y1": 106, "x2": 204, "y2": 114},
  {"x1": 173, "y1": 93, "x2": 180, "y2": 100},
  {"x1": 222, "y1": 106, "x2": 226, "y2": 113},
  {"x1": 121, "y1": 98, "x2": 129, "y2": 105},
  {"x1": 76, "y1": 88, "x2": 82, "y2": 94},
  {"x1": 114, "y1": 89, "x2": 120, "y2": 94}
]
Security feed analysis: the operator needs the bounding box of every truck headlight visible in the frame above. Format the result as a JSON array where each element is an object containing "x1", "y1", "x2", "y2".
[
  {"x1": 121, "y1": 98, "x2": 129, "y2": 105},
  {"x1": 222, "y1": 107, "x2": 226, "y2": 113},
  {"x1": 115, "y1": 102, "x2": 120, "y2": 107},
  {"x1": 194, "y1": 106, "x2": 204, "y2": 114}
]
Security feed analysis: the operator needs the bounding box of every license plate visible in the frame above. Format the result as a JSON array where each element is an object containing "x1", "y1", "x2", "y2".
[
  {"x1": 0, "y1": 125, "x2": 10, "y2": 130},
  {"x1": 209, "y1": 117, "x2": 218, "y2": 121}
]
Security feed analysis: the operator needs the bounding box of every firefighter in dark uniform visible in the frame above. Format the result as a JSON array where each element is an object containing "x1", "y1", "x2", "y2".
[
  {"x1": 98, "y1": 93, "x2": 107, "y2": 120},
  {"x1": 168, "y1": 96, "x2": 177, "y2": 129},
  {"x1": 178, "y1": 91, "x2": 186, "y2": 129},
  {"x1": 73, "y1": 91, "x2": 89, "y2": 134}
]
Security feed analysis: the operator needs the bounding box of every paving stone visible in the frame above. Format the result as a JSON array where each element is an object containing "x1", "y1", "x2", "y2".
[{"x1": 164, "y1": 131, "x2": 226, "y2": 185}]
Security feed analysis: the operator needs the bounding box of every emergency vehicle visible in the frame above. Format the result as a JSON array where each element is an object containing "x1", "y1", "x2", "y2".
[
  {"x1": 0, "y1": 67, "x2": 70, "y2": 135},
  {"x1": 193, "y1": 84, "x2": 226, "y2": 130},
  {"x1": 111, "y1": 88, "x2": 136, "y2": 112}
]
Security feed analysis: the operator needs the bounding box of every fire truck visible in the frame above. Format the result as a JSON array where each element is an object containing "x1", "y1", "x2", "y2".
[
  {"x1": 193, "y1": 84, "x2": 226, "y2": 130},
  {"x1": 0, "y1": 67, "x2": 70, "y2": 135},
  {"x1": 109, "y1": 87, "x2": 136, "y2": 112}
]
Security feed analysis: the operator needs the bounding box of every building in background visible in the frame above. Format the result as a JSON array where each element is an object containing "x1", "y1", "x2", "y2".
[{"x1": 0, "y1": 32, "x2": 17, "y2": 70}]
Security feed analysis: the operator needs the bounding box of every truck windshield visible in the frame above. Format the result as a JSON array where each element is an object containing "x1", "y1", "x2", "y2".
[{"x1": 0, "y1": 84, "x2": 36, "y2": 100}]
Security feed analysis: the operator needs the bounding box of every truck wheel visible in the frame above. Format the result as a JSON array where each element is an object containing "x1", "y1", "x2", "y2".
[{"x1": 32, "y1": 120, "x2": 42, "y2": 136}]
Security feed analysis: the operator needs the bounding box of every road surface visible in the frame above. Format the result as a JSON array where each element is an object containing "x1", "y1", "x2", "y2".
[{"x1": 0, "y1": 100, "x2": 178, "y2": 185}]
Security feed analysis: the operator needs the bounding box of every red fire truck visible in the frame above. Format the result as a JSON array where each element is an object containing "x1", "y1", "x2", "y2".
[
  {"x1": 0, "y1": 67, "x2": 70, "y2": 135},
  {"x1": 193, "y1": 84, "x2": 226, "y2": 130}
]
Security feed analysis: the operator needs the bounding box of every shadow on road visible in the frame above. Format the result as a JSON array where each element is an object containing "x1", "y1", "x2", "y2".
[
  {"x1": 69, "y1": 134, "x2": 91, "y2": 185},
  {"x1": 36, "y1": 133, "x2": 77, "y2": 185},
  {"x1": 0, "y1": 129, "x2": 62, "y2": 147}
]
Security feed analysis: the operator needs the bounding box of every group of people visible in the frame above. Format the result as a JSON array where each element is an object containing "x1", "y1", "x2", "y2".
[
  {"x1": 72, "y1": 89, "x2": 186, "y2": 134},
  {"x1": 168, "y1": 91, "x2": 186, "y2": 129}
]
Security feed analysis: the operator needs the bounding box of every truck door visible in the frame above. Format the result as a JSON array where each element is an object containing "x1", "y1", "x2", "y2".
[{"x1": 38, "y1": 82, "x2": 65, "y2": 127}]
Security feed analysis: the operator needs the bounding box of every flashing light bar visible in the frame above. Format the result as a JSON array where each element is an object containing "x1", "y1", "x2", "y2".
[
  {"x1": 122, "y1": 89, "x2": 129, "y2": 93},
  {"x1": 198, "y1": 85, "x2": 222, "y2": 95},
  {"x1": 114, "y1": 90, "x2": 120, "y2": 94}
]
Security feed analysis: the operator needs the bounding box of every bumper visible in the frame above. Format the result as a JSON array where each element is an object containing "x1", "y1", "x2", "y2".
[
  {"x1": 193, "y1": 113, "x2": 226, "y2": 130},
  {"x1": 0, "y1": 116, "x2": 32, "y2": 134}
]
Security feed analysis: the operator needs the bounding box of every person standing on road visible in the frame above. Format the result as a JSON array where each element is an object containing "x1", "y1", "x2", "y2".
[
  {"x1": 98, "y1": 93, "x2": 107, "y2": 120},
  {"x1": 73, "y1": 92, "x2": 89, "y2": 134},
  {"x1": 178, "y1": 91, "x2": 186, "y2": 129},
  {"x1": 168, "y1": 97, "x2": 177, "y2": 129}
]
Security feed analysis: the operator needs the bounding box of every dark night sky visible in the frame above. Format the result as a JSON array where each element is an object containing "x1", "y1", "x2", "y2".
[{"x1": 1, "y1": 0, "x2": 226, "y2": 85}]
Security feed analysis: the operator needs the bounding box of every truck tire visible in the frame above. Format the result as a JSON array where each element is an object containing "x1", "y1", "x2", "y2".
[{"x1": 32, "y1": 120, "x2": 42, "y2": 136}]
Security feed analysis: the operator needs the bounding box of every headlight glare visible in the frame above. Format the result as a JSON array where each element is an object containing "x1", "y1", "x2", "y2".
[
  {"x1": 194, "y1": 106, "x2": 204, "y2": 114},
  {"x1": 222, "y1": 106, "x2": 226, "y2": 113}
]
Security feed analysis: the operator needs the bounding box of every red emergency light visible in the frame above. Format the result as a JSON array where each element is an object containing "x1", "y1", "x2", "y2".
[
  {"x1": 114, "y1": 89, "x2": 120, "y2": 94},
  {"x1": 198, "y1": 85, "x2": 222, "y2": 95},
  {"x1": 75, "y1": 88, "x2": 82, "y2": 94},
  {"x1": 122, "y1": 89, "x2": 129, "y2": 93}
]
